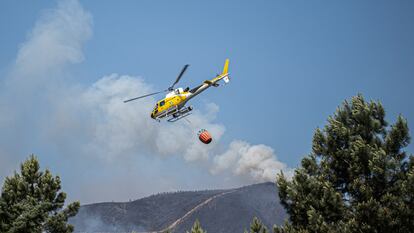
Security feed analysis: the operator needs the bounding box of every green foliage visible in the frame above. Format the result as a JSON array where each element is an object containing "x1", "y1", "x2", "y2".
[
  {"x1": 274, "y1": 94, "x2": 414, "y2": 233},
  {"x1": 0, "y1": 155, "x2": 80, "y2": 233},
  {"x1": 187, "y1": 219, "x2": 206, "y2": 233},
  {"x1": 245, "y1": 217, "x2": 268, "y2": 233}
]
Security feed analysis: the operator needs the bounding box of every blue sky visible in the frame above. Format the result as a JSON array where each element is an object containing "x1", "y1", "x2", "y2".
[{"x1": 1, "y1": 0, "x2": 413, "y2": 203}]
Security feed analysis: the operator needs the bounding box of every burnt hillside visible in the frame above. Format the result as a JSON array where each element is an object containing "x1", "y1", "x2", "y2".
[{"x1": 70, "y1": 182, "x2": 287, "y2": 233}]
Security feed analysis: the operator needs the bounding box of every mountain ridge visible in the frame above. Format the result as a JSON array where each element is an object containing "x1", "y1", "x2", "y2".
[{"x1": 70, "y1": 182, "x2": 287, "y2": 233}]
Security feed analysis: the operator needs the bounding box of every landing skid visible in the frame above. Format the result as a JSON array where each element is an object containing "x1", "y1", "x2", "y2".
[
  {"x1": 167, "y1": 112, "x2": 192, "y2": 122},
  {"x1": 167, "y1": 105, "x2": 193, "y2": 122},
  {"x1": 154, "y1": 105, "x2": 193, "y2": 122}
]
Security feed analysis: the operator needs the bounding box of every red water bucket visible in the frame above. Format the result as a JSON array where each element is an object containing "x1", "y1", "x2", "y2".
[{"x1": 198, "y1": 129, "x2": 212, "y2": 144}]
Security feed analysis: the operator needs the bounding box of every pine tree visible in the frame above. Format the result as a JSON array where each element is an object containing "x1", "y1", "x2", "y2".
[
  {"x1": 274, "y1": 94, "x2": 414, "y2": 233},
  {"x1": 245, "y1": 217, "x2": 268, "y2": 233},
  {"x1": 0, "y1": 155, "x2": 80, "y2": 233},
  {"x1": 187, "y1": 219, "x2": 206, "y2": 233}
]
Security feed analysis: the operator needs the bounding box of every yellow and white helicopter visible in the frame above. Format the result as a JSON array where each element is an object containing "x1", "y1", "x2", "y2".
[{"x1": 124, "y1": 59, "x2": 230, "y2": 122}]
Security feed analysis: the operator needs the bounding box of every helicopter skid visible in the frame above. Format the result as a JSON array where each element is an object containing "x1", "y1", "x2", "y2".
[
  {"x1": 167, "y1": 106, "x2": 193, "y2": 122},
  {"x1": 167, "y1": 112, "x2": 192, "y2": 122}
]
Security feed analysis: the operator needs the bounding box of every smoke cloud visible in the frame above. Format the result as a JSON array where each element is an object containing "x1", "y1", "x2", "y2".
[
  {"x1": 211, "y1": 141, "x2": 293, "y2": 181},
  {"x1": 0, "y1": 0, "x2": 291, "y2": 203},
  {"x1": 0, "y1": 0, "x2": 93, "y2": 175}
]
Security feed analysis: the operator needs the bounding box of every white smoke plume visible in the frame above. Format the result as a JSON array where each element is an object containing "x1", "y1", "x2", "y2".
[
  {"x1": 211, "y1": 141, "x2": 292, "y2": 182},
  {"x1": 0, "y1": 0, "x2": 292, "y2": 203},
  {"x1": 10, "y1": 0, "x2": 92, "y2": 85},
  {"x1": 0, "y1": 0, "x2": 93, "y2": 176}
]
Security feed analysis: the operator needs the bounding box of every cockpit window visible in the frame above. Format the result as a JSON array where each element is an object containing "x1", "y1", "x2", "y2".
[{"x1": 159, "y1": 100, "x2": 165, "y2": 107}]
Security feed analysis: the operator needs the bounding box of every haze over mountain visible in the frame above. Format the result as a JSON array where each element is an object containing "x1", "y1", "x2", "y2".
[{"x1": 70, "y1": 182, "x2": 286, "y2": 233}]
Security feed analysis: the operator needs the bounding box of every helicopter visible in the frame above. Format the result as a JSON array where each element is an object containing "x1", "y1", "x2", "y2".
[{"x1": 124, "y1": 59, "x2": 230, "y2": 122}]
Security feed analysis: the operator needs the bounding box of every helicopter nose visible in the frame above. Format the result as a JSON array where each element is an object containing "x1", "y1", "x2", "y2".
[{"x1": 151, "y1": 113, "x2": 155, "y2": 119}]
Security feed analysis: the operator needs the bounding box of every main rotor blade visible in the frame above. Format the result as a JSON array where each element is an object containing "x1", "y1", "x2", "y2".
[
  {"x1": 170, "y1": 64, "x2": 189, "y2": 90},
  {"x1": 123, "y1": 90, "x2": 166, "y2": 103}
]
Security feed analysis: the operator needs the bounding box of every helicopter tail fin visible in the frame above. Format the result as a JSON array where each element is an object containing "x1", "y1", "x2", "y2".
[
  {"x1": 207, "y1": 59, "x2": 230, "y2": 86},
  {"x1": 221, "y1": 59, "x2": 230, "y2": 83},
  {"x1": 222, "y1": 59, "x2": 229, "y2": 76}
]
